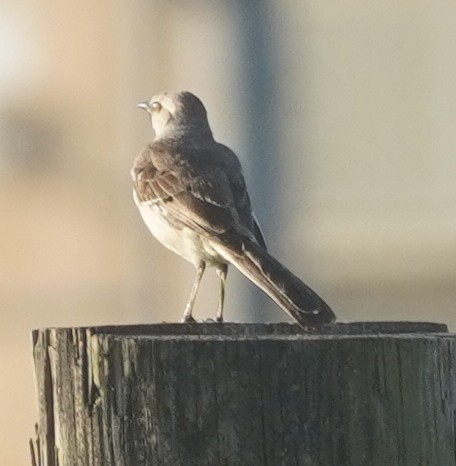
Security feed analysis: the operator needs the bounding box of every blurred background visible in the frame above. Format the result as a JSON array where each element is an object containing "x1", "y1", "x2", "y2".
[{"x1": 1, "y1": 1, "x2": 456, "y2": 463}]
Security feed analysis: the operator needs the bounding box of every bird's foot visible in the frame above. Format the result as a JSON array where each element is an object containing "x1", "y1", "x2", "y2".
[{"x1": 181, "y1": 315, "x2": 196, "y2": 323}]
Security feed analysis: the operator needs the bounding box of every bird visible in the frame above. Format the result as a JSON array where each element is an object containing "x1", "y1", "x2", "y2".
[{"x1": 131, "y1": 91, "x2": 335, "y2": 328}]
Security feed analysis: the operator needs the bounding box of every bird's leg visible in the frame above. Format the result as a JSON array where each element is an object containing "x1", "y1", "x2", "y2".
[
  {"x1": 215, "y1": 264, "x2": 228, "y2": 322},
  {"x1": 182, "y1": 261, "x2": 206, "y2": 322}
]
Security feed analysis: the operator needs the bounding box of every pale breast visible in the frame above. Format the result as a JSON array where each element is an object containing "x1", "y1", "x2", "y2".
[{"x1": 133, "y1": 190, "x2": 224, "y2": 267}]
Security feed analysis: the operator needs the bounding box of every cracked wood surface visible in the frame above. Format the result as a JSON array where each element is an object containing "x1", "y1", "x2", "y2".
[{"x1": 32, "y1": 322, "x2": 456, "y2": 466}]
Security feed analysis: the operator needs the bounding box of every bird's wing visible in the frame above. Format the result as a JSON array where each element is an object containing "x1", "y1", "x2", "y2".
[
  {"x1": 215, "y1": 143, "x2": 267, "y2": 250},
  {"x1": 252, "y1": 214, "x2": 267, "y2": 250},
  {"x1": 132, "y1": 143, "x2": 254, "y2": 239}
]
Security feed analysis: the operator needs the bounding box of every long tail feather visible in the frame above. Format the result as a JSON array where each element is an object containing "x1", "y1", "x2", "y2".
[{"x1": 213, "y1": 236, "x2": 335, "y2": 327}]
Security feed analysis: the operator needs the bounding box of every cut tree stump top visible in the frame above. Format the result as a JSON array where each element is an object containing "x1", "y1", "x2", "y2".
[
  {"x1": 31, "y1": 320, "x2": 450, "y2": 342},
  {"x1": 32, "y1": 321, "x2": 456, "y2": 466}
]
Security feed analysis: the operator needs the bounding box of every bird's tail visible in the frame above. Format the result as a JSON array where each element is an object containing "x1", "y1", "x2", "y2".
[{"x1": 213, "y1": 235, "x2": 335, "y2": 328}]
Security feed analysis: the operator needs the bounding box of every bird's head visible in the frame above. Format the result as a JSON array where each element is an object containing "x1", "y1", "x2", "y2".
[{"x1": 137, "y1": 91, "x2": 213, "y2": 140}]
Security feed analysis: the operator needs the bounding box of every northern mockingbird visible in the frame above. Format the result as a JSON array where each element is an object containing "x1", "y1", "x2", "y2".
[{"x1": 132, "y1": 91, "x2": 335, "y2": 328}]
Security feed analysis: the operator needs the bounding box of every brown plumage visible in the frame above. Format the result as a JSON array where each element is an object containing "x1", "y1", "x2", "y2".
[{"x1": 132, "y1": 91, "x2": 335, "y2": 327}]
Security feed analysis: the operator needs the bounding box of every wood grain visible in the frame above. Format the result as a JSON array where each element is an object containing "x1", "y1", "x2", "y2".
[{"x1": 32, "y1": 322, "x2": 456, "y2": 466}]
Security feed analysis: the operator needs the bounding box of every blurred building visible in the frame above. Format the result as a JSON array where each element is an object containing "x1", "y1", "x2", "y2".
[{"x1": 1, "y1": 1, "x2": 455, "y2": 464}]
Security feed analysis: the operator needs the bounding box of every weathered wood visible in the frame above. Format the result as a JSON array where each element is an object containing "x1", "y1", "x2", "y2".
[{"x1": 32, "y1": 322, "x2": 456, "y2": 466}]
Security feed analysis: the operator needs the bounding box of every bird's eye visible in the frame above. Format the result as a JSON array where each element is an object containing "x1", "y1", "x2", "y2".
[{"x1": 151, "y1": 101, "x2": 162, "y2": 112}]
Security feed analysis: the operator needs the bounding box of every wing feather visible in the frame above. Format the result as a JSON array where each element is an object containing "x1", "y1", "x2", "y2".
[{"x1": 132, "y1": 143, "x2": 254, "y2": 238}]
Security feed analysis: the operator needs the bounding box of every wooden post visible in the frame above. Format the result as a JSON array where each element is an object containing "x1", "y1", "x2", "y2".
[{"x1": 32, "y1": 322, "x2": 456, "y2": 466}]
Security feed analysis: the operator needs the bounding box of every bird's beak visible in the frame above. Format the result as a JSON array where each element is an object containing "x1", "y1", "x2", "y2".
[{"x1": 136, "y1": 101, "x2": 150, "y2": 112}]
